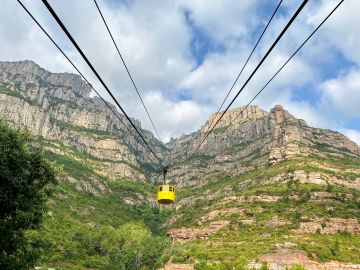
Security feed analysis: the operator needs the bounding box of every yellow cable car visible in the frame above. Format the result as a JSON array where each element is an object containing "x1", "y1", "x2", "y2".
[
  {"x1": 157, "y1": 184, "x2": 175, "y2": 204},
  {"x1": 157, "y1": 167, "x2": 175, "y2": 204}
]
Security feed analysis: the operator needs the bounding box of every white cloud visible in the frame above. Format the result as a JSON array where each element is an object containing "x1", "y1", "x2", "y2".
[
  {"x1": 179, "y1": 0, "x2": 263, "y2": 42},
  {"x1": 342, "y1": 129, "x2": 360, "y2": 147},
  {"x1": 141, "y1": 91, "x2": 211, "y2": 141},
  {"x1": 320, "y1": 68, "x2": 360, "y2": 118},
  {"x1": 306, "y1": 0, "x2": 360, "y2": 65},
  {"x1": 0, "y1": 1, "x2": 74, "y2": 73}
]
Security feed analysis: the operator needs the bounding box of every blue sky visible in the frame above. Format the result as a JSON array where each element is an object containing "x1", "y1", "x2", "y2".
[
  {"x1": 185, "y1": 10, "x2": 226, "y2": 68},
  {"x1": 0, "y1": 0, "x2": 359, "y2": 144}
]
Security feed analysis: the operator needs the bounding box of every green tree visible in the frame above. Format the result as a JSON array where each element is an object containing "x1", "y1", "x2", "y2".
[
  {"x1": 138, "y1": 236, "x2": 171, "y2": 269},
  {"x1": 0, "y1": 120, "x2": 56, "y2": 270}
]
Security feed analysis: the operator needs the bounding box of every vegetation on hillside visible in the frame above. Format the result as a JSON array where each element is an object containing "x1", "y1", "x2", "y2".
[
  {"x1": 1, "y1": 114, "x2": 359, "y2": 269},
  {"x1": 165, "y1": 156, "x2": 360, "y2": 269},
  {"x1": 27, "y1": 138, "x2": 172, "y2": 269}
]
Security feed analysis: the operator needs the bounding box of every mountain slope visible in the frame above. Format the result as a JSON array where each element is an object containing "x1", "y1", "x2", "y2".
[
  {"x1": 164, "y1": 106, "x2": 360, "y2": 269},
  {"x1": 166, "y1": 158, "x2": 360, "y2": 269},
  {"x1": 0, "y1": 60, "x2": 168, "y2": 188},
  {"x1": 1, "y1": 60, "x2": 360, "y2": 269},
  {"x1": 0, "y1": 60, "x2": 171, "y2": 269}
]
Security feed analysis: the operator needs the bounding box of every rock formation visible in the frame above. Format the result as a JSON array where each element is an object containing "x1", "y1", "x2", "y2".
[
  {"x1": 166, "y1": 104, "x2": 360, "y2": 187},
  {"x1": 0, "y1": 60, "x2": 167, "y2": 191}
]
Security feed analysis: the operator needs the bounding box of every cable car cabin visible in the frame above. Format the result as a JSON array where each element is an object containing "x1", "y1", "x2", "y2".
[{"x1": 157, "y1": 184, "x2": 175, "y2": 204}]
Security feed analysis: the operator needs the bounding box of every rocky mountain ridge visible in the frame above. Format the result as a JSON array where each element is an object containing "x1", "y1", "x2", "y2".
[
  {"x1": 0, "y1": 60, "x2": 168, "y2": 193},
  {"x1": 1, "y1": 60, "x2": 360, "y2": 189},
  {"x1": 166, "y1": 104, "x2": 360, "y2": 187}
]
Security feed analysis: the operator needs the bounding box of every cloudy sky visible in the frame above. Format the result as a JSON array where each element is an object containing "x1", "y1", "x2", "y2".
[{"x1": 1, "y1": 0, "x2": 359, "y2": 144}]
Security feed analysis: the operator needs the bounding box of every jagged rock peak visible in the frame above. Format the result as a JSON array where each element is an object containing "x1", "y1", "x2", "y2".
[
  {"x1": 0, "y1": 60, "x2": 91, "y2": 98},
  {"x1": 202, "y1": 105, "x2": 268, "y2": 132},
  {"x1": 0, "y1": 60, "x2": 164, "y2": 183},
  {"x1": 269, "y1": 105, "x2": 308, "y2": 127}
]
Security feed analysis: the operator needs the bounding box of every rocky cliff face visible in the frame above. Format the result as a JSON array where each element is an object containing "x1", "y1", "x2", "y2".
[
  {"x1": 0, "y1": 60, "x2": 167, "y2": 193},
  {"x1": 167, "y1": 104, "x2": 360, "y2": 187}
]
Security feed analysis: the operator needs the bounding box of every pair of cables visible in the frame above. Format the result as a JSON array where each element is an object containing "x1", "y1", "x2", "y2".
[
  {"x1": 190, "y1": 0, "x2": 344, "y2": 159},
  {"x1": 18, "y1": 0, "x2": 165, "y2": 170}
]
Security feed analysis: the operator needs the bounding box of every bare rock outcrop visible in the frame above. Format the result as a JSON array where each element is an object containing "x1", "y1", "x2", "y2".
[
  {"x1": 294, "y1": 218, "x2": 360, "y2": 235},
  {"x1": 248, "y1": 250, "x2": 360, "y2": 270},
  {"x1": 198, "y1": 207, "x2": 244, "y2": 225},
  {"x1": 266, "y1": 216, "x2": 291, "y2": 227},
  {"x1": 168, "y1": 220, "x2": 230, "y2": 243},
  {"x1": 164, "y1": 264, "x2": 194, "y2": 270}
]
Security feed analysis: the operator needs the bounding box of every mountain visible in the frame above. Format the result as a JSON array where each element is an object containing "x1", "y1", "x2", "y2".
[
  {"x1": 1, "y1": 60, "x2": 360, "y2": 270},
  {"x1": 166, "y1": 105, "x2": 360, "y2": 187},
  {"x1": 0, "y1": 60, "x2": 168, "y2": 193},
  {"x1": 165, "y1": 108, "x2": 360, "y2": 269},
  {"x1": 0, "y1": 60, "x2": 171, "y2": 269}
]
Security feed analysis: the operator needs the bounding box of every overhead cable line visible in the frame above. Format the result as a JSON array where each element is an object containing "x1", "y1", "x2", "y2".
[
  {"x1": 93, "y1": 0, "x2": 164, "y2": 144},
  {"x1": 17, "y1": 0, "x2": 162, "y2": 169},
  {"x1": 192, "y1": 0, "x2": 309, "y2": 157},
  {"x1": 203, "y1": 0, "x2": 283, "y2": 141},
  {"x1": 221, "y1": 0, "x2": 345, "y2": 135},
  {"x1": 41, "y1": 0, "x2": 165, "y2": 169}
]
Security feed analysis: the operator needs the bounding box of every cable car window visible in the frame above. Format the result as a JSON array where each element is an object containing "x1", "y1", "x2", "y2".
[
  {"x1": 159, "y1": 187, "x2": 162, "y2": 191},
  {"x1": 169, "y1": 187, "x2": 173, "y2": 192},
  {"x1": 163, "y1": 186, "x2": 168, "y2": 191}
]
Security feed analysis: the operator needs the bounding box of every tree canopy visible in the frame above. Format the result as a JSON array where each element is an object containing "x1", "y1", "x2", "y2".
[{"x1": 0, "y1": 120, "x2": 56, "y2": 270}]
